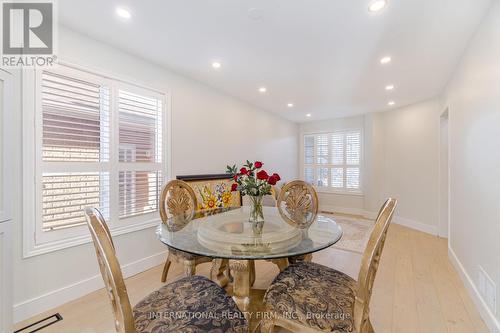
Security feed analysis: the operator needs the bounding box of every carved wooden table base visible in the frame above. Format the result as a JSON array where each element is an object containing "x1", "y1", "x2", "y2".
[
  {"x1": 227, "y1": 258, "x2": 290, "y2": 332},
  {"x1": 229, "y1": 260, "x2": 256, "y2": 312}
]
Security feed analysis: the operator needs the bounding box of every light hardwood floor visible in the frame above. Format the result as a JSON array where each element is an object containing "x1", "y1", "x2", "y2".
[{"x1": 14, "y1": 224, "x2": 489, "y2": 333}]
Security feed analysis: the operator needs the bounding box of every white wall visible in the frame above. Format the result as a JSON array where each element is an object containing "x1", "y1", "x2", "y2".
[
  {"x1": 10, "y1": 26, "x2": 299, "y2": 322},
  {"x1": 300, "y1": 101, "x2": 441, "y2": 234},
  {"x1": 375, "y1": 99, "x2": 441, "y2": 233},
  {"x1": 442, "y1": 1, "x2": 500, "y2": 330}
]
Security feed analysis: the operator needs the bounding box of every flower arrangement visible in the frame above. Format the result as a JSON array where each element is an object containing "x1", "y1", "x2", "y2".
[{"x1": 226, "y1": 160, "x2": 281, "y2": 223}]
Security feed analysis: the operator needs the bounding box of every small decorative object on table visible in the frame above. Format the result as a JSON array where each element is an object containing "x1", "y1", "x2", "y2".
[{"x1": 227, "y1": 160, "x2": 280, "y2": 223}]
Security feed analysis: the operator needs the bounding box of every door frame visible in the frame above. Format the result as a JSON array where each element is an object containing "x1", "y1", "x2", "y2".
[{"x1": 438, "y1": 107, "x2": 451, "y2": 240}]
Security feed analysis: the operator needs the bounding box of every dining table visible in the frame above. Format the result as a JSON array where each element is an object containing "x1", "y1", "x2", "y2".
[{"x1": 156, "y1": 205, "x2": 343, "y2": 330}]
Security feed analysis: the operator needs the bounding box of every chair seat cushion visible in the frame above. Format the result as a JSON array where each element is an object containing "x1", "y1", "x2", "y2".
[
  {"x1": 133, "y1": 275, "x2": 248, "y2": 333},
  {"x1": 264, "y1": 262, "x2": 357, "y2": 332}
]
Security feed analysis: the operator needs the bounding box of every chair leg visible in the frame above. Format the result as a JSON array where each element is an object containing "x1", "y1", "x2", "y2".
[
  {"x1": 183, "y1": 259, "x2": 196, "y2": 276},
  {"x1": 161, "y1": 254, "x2": 172, "y2": 283},
  {"x1": 271, "y1": 258, "x2": 289, "y2": 272},
  {"x1": 288, "y1": 253, "x2": 312, "y2": 265},
  {"x1": 210, "y1": 258, "x2": 229, "y2": 287},
  {"x1": 250, "y1": 260, "x2": 256, "y2": 287},
  {"x1": 360, "y1": 317, "x2": 375, "y2": 333},
  {"x1": 367, "y1": 318, "x2": 375, "y2": 333}
]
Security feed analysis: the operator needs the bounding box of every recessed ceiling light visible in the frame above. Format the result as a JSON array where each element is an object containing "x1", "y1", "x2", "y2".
[
  {"x1": 212, "y1": 62, "x2": 222, "y2": 69},
  {"x1": 385, "y1": 84, "x2": 395, "y2": 91},
  {"x1": 306, "y1": 113, "x2": 312, "y2": 117},
  {"x1": 388, "y1": 101, "x2": 395, "y2": 106},
  {"x1": 258, "y1": 87, "x2": 267, "y2": 93},
  {"x1": 287, "y1": 103, "x2": 294, "y2": 108},
  {"x1": 380, "y1": 56, "x2": 392, "y2": 64},
  {"x1": 368, "y1": 0, "x2": 388, "y2": 12},
  {"x1": 116, "y1": 7, "x2": 131, "y2": 19}
]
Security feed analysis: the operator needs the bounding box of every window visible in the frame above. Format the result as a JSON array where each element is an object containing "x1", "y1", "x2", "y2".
[
  {"x1": 303, "y1": 130, "x2": 362, "y2": 193},
  {"x1": 23, "y1": 64, "x2": 169, "y2": 256}
]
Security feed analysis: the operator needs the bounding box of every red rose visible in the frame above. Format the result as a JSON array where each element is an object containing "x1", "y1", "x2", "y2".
[
  {"x1": 256, "y1": 170, "x2": 269, "y2": 180},
  {"x1": 239, "y1": 167, "x2": 248, "y2": 175},
  {"x1": 271, "y1": 173, "x2": 281, "y2": 181},
  {"x1": 254, "y1": 161, "x2": 263, "y2": 168},
  {"x1": 267, "y1": 175, "x2": 278, "y2": 185},
  {"x1": 231, "y1": 183, "x2": 238, "y2": 192},
  {"x1": 233, "y1": 174, "x2": 238, "y2": 181}
]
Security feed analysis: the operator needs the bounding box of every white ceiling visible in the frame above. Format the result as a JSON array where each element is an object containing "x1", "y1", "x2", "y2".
[{"x1": 59, "y1": 0, "x2": 492, "y2": 122}]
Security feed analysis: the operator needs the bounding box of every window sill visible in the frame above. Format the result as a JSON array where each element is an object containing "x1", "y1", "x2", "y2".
[
  {"x1": 314, "y1": 188, "x2": 364, "y2": 197},
  {"x1": 23, "y1": 217, "x2": 162, "y2": 258}
]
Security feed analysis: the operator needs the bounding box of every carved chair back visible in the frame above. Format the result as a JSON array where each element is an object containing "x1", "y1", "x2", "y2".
[
  {"x1": 84, "y1": 208, "x2": 135, "y2": 333},
  {"x1": 277, "y1": 180, "x2": 319, "y2": 228},
  {"x1": 159, "y1": 180, "x2": 198, "y2": 225},
  {"x1": 354, "y1": 198, "x2": 397, "y2": 331}
]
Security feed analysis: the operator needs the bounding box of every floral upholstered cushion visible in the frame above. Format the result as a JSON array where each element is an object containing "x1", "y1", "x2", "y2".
[
  {"x1": 133, "y1": 275, "x2": 248, "y2": 333},
  {"x1": 264, "y1": 262, "x2": 357, "y2": 332}
]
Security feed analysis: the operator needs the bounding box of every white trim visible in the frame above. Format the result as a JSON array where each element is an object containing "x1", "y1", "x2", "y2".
[
  {"x1": 438, "y1": 107, "x2": 451, "y2": 239},
  {"x1": 448, "y1": 246, "x2": 500, "y2": 333},
  {"x1": 0, "y1": 220, "x2": 13, "y2": 333},
  {"x1": 321, "y1": 206, "x2": 438, "y2": 236},
  {"x1": 13, "y1": 250, "x2": 168, "y2": 324},
  {"x1": 392, "y1": 215, "x2": 438, "y2": 235},
  {"x1": 315, "y1": 189, "x2": 364, "y2": 196},
  {"x1": 0, "y1": 69, "x2": 13, "y2": 223},
  {"x1": 22, "y1": 61, "x2": 173, "y2": 257},
  {"x1": 24, "y1": 218, "x2": 161, "y2": 258},
  {"x1": 320, "y1": 205, "x2": 365, "y2": 216}
]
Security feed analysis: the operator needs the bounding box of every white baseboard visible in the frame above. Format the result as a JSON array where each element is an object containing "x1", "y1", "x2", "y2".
[
  {"x1": 392, "y1": 216, "x2": 438, "y2": 235},
  {"x1": 321, "y1": 206, "x2": 438, "y2": 236},
  {"x1": 13, "y1": 251, "x2": 167, "y2": 324},
  {"x1": 448, "y1": 246, "x2": 500, "y2": 333},
  {"x1": 320, "y1": 205, "x2": 365, "y2": 216}
]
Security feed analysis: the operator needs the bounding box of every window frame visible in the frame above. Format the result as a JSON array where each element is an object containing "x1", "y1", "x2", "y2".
[
  {"x1": 300, "y1": 129, "x2": 364, "y2": 196},
  {"x1": 22, "y1": 62, "x2": 172, "y2": 258}
]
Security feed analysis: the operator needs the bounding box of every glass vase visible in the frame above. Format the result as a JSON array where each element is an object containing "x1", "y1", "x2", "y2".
[{"x1": 249, "y1": 195, "x2": 265, "y2": 223}]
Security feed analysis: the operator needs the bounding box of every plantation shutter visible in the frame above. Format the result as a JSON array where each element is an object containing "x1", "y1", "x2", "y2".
[
  {"x1": 345, "y1": 131, "x2": 361, "y2": 189},
  {"x1": 303, "y1": 130, "x2": 362, "y2": 192},
  {"x1": 41, "y1": 70, "x2": 110, "y2": 231},
  {"x1": 118, "y1": 89, "x2": 163, "y2": 218}
]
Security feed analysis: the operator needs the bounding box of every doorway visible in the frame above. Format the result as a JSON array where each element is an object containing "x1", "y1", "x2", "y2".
[{"x1": 439, "y1": 109, "x2": 450, "y2": 238}]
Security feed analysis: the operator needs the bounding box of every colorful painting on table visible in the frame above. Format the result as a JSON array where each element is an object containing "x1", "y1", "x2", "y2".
[{"x1": 178, "y1": 175, "x2": 242, "y2": 210}]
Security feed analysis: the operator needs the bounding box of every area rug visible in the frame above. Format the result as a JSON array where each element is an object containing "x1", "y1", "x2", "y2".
[{"x1": 321, "y1": 213, "x2": 375, "y2": 254}]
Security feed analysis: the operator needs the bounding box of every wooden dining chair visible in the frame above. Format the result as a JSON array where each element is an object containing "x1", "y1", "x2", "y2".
[
  {"x1": 276, "y1": 180, "x2": 319, "y2": 265},
  {"x1": 159, "y1": 180, "x2": 216, "y2": 282},
  {"x1": 277, "y1": 180, "x2": 319, "y2": 228},
  {"x1": 261, "y1": 198, "x2": 397, "y2": 333},
  {"x1": 84, "y1": 207, "x2": 248, "y2": 333}
]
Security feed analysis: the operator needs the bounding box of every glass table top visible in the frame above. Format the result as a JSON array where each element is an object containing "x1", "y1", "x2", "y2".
[{"x1": 156, "y1": 206, "x2": 343, "y2": 260}]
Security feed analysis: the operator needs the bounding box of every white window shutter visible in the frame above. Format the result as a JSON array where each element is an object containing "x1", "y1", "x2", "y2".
[
  {"x1": 304, "y1": 136, "x2": 314, "y2": 164},
  {"x1": 118, "y1": 90, "x2": 162, "y2": 163},
  {"x1": 119, "y1": 171, "x2": 161, "y2": 218},
  {"x1": 117, "y1": 89, "x2": 163, "y2": 219},
  {"x1": 316, "y1": 134, "x2": 329, "y2": 164},
  {"x1": 303, "y1": 129, "x2": 361, "y2": 192},
  {"x1": 42, "y1": 71, "x2": 110, "y2": 162},
  {"x1": 331, "y1": 132, "x2": 344, "y2": 165},
  {"x1": 41, "y1": 70, "x2": 110, "y2": 231},
  {"x1": 346, "y1": 131, "x2": 361, "y2": 165},
  {"x1": 42, "y1": 173, "x2": 109, "y2": 231},
  {"x1": 38, "y1": 67, "x2": 166, "y2": 234}
]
